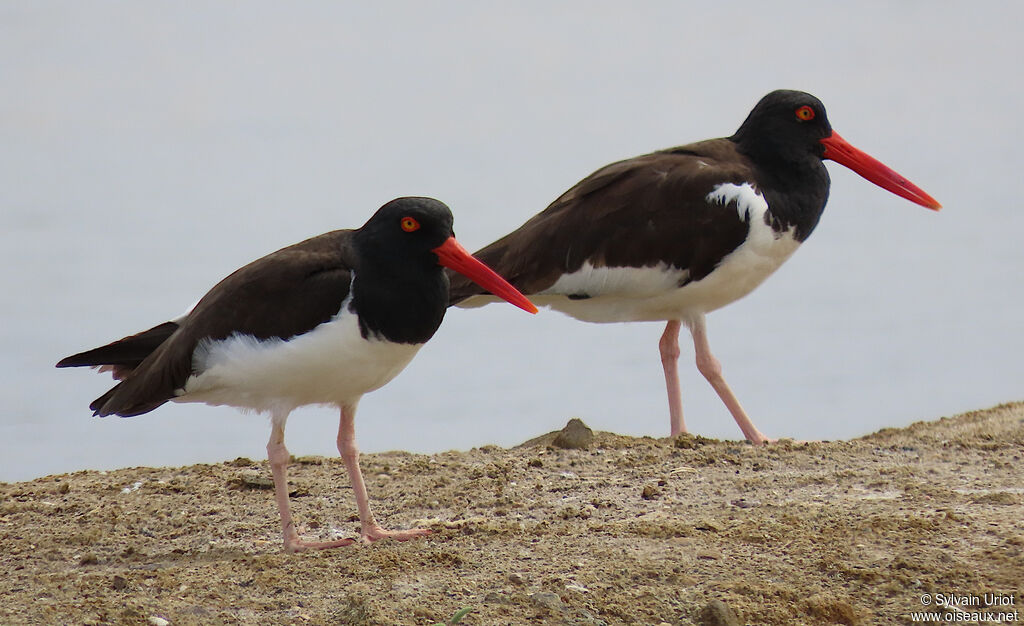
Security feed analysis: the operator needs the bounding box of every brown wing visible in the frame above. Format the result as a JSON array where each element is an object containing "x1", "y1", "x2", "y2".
[
  {"x1": 449, "y1": 139, "x2": 757, "y2": 303},
  {"x1": 79, "y1": 230, "x2": 360, "y2": 417}
]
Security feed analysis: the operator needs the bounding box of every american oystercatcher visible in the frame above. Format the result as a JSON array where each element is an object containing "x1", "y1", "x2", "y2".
[
  {"x1": 57, "y1": 197, "x2": 537, "y2": 552},
  {"x1": 449, "y1": 90, "x2": 940, "y2": 445}
]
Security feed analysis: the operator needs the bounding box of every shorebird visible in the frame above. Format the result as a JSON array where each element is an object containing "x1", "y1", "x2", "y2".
[
  {"x1": 448, "y1": 90, "x2": 940, "y2": 445},
  {"x1": 58, "y1": 197, "x2": 537, "y2": 552}
]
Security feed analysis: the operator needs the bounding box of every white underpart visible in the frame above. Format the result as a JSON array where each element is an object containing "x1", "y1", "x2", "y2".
[
  {"x1": 545, "y1": 261, "x2": 687, "y2": 299},
  {"x1": 178, "y1": 294, "x2": 422, "y2": 414},
  {"x1": 461, "y1": 182, "x2": 801, "y2": 323}
]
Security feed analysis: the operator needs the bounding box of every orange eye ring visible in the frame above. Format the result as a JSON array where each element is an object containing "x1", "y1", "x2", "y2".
[
  {"x1": 400, "y1": 216, "x2": 420, "y2": 232},
  {"x1": 795, "y1": 105, "x2": 815, "y2": 121}
]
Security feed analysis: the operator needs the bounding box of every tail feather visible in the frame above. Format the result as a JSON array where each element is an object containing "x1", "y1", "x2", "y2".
[
  {"x1": 57, "y1": 321, "x2": 179, "y2": 374},
  {"x1": 89, "y1": 381, "x2": 169, "y2": 417},
  {"x1": 89, "y1": 386, "x2": 119, "y2": 415},
  {"x1": 60, "y1": 320, "x2": 182, "y2": 417}
]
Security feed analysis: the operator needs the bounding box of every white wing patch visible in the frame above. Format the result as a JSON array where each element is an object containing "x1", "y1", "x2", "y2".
[{"x1": 706, "y1": 182, "x2": 768, "y2": 224}]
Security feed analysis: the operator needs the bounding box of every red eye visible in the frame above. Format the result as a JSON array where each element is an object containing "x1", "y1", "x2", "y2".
[
  {"x1": 795, "y1": 105, "x2": 815, "y2": 121},
  {"x1": 400, "y1": 216, "x2": 420, "y2": 232}
]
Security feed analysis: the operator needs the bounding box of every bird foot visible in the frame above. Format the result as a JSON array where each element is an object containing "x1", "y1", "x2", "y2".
[{"x1": 361, "y1": 525, "x2": 432, "y2": 544}]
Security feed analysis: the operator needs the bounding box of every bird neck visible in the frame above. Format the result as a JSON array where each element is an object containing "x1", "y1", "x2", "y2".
[
  {"x1": 351, "y1": 262, "x2": 448, "y2": 345},
  {"x1": 754, "y1": 160, "x2": 831, "y2": 242},
  {"x1": 728, "y1": 135, "x2": 831, "y2": 242}
]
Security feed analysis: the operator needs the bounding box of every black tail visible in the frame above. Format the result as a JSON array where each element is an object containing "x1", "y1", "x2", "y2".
[
  {"x1": 58, "y1": 321, "x2": 181, "y2": 415},
  {"x1": 88, "y1": 383, "x2": 168, "y2": 416},
  {"x1": 57, "y1": 321, "x2": 179, "y2": 372}
]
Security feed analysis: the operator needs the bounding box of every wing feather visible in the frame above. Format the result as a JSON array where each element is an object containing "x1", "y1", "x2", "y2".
[
  {"x1": 449, "y1": 139, "x2": 757, "y2": 303},
  {"x1": 76, "y1": 230, "x2": 359, "y2": 417}
]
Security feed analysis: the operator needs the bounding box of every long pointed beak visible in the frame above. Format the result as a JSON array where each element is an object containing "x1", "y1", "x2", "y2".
[
  {"x1": 433, "y1": 237, "x2": 538, "y2": 314},
  {"x1": 821, "y1": 131, "x2": 941, "y2": 210}
]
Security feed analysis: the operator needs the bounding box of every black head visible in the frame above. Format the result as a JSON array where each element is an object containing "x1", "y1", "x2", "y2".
[
  {"x1": 355, "y1": 196, "x2": 456, "y2": 267},
  {"x1": 350, "y1": 197, "x2": 457, "y2": 344},
  {"x1": 350, "y1": 196, "x2": 536, "y2": 343},
  {"x1": 730, "y1": 90, "x2": 834, "y2": 168},
  {"x1": 730, "y1": 90, "x2": 941, "y2": 210}
]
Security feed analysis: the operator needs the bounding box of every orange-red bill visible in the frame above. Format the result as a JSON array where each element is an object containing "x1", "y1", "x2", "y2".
[
  {"x1": 433, "y1": 237, "x2": 538, "y2": 314},
  {"x1": 821, "y1": 131, "x2": 941, "y2": 210}
]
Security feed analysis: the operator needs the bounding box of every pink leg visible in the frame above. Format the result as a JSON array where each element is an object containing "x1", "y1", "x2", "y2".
[
  {"x1": 337, "y1": 404, "x2": 431, "y2": 543},
  {"x1": 267, "y1": 416, "x2": 355, "y2": 553},
  {"x1": 688, "y1": 315, "x2": 771, "y2": 446},
  {"x1": 660, "y1": 320, "x2": 688, "y2": 437}
]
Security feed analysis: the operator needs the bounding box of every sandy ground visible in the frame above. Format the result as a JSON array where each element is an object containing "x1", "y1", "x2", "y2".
[{"x1": 2, "y1": 402, "x2": 1022, "y2": 625}]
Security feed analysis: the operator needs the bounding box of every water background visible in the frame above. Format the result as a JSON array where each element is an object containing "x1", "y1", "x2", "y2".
[{"x1": 3, "y1": 3, "x2": 1022, "y2": 482}]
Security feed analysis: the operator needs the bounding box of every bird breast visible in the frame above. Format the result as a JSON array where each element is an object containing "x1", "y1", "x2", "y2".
[{"x1": 179, "y1": 299, "x2": 422, "y2": 413}]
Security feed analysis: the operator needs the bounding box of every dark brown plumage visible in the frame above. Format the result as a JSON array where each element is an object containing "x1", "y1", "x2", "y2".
[{"x1": 449, "y1": 140, "x2": 769, "y2": 301}]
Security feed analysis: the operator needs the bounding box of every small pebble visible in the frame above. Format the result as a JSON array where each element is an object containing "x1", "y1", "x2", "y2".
[
  {"x1": 483, "y1": 591, "x2": 511, "y2": 604},
  {"x1": 730, "y1": 498, "x2": 760, "y2": 508},
  {"x1": 694, "y1": 519, "x2": 722, "y2": 532},
  {"x1": 238, "y1": 472, "x2": 273, "y2": 489},
  {"x1": 696, "y1": 599, "x2": 740, "y2": 626},
  {"x1": 508, "y1": 572, "x2": 526, "y2": 585},
  {"x1": 78, "y1": 553, "x2": 99, "y2": 566},
  {"x1": 552, "y1": 418, "x2": 594, "y2": 449},
  {"x1": 529, "y1": 592, "x2": 568, "y2": 612},
  {"x1": 147, "y1": 617, "x2": 170, "y2": 626}
]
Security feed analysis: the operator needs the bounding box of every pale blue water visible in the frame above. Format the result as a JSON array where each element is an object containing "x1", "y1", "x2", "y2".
[{"x1": 2, "y1": 3, "x2": 1022, "y2": 482}]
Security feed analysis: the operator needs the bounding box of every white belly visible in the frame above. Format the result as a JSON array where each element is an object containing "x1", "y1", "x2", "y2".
[{"x1": 178, "y1": 303, "x2": 422, "y2": 413}]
